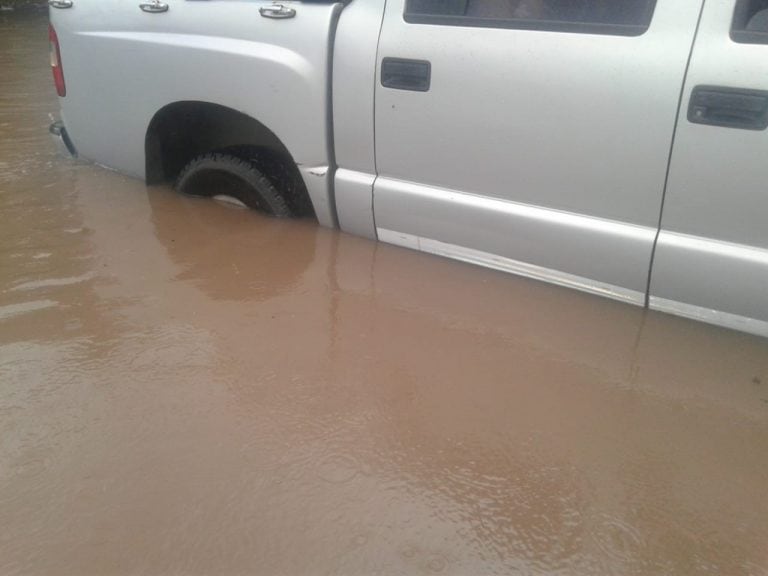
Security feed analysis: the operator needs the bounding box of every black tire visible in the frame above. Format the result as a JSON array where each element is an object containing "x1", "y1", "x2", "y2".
[{"x1": 175, "y1": 153, "x2": 291, "y2": 217}]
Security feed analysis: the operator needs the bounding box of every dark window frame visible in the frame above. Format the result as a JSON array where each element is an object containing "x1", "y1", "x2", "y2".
[
  {"x1": 731, "y1": 0, "x2": 768, "y2": 44},
  {"x1": 403, "y1": 1, "x2": 657, "y2": 37}
]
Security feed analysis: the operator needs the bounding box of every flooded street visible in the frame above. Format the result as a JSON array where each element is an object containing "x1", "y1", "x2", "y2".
[{"x1": 2, "y1": 13, "x2": 768, "y2": 576}]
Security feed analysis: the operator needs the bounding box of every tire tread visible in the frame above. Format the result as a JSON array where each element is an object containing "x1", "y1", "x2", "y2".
[{"x1": 175, "y1": 152, "x2": 292, "y2": 218}]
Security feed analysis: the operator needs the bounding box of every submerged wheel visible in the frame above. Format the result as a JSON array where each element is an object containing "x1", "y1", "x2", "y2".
[{"x1": 175, "y1": 153, "x2": 291, "y2": 217}]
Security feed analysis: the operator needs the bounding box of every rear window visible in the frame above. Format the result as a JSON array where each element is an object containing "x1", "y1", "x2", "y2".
[
  {"x1": 732, "y1": 0, "x2": 768, "y2": 43},
  {"x1": 405, "y1": 0, "x2": 657, "y2": 37}
]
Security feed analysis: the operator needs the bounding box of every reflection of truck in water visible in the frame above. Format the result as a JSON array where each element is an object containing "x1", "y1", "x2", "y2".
[{"x1": 49, "y1": 0, "x2": 768, "y2": 337}]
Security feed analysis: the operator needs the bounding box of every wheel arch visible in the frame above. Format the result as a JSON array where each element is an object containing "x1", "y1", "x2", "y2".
[{"x1": 144, "y1": 101, "x2": 315, "y2": 217}]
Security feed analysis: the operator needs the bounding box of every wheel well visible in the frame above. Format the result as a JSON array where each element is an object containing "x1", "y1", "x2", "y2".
[{"x1": 145, "y1": 101, "x2": 314, "y2": 217}]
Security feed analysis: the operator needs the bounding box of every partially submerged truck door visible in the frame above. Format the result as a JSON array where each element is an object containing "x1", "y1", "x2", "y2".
[
  {"x1": 373, "y1": 0, "x2": 703, "y2": 305},
  {"x1": 649, "y1": 0, "x2": 768, "y2": 337}
]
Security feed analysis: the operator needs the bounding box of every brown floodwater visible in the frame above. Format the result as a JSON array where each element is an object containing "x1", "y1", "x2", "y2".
[{"x1": 1, "y1": 13, "x2": 768, "y2": 576}]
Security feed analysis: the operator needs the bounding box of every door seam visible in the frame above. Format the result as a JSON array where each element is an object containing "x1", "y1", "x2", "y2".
[
  {"x1": 325, "y1": 2, "x2": 345, "y2": 229},
  {"x1": 644, "y1": 0, "x2": 707, "y2": 307},
  {"x1": 370, "y1": 0, "x2": 388, "y2": 236}
]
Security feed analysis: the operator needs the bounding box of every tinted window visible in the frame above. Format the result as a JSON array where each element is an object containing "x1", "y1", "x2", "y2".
[
  {"x1": 732, "y1": 0, "x2": 768, "y2": 43},
  {"x1": 405, "y1": 0, "x2": 657, "y2": 36}
]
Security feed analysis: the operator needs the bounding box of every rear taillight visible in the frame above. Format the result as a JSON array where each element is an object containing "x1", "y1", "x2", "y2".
[{"x1": 49, "y1": 24, "x2": 66, "y2": 97}]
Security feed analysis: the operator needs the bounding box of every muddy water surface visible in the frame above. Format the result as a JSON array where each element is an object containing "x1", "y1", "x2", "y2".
[{"x1": 2, "y1": 14, "x2": 768, "y2": 576}]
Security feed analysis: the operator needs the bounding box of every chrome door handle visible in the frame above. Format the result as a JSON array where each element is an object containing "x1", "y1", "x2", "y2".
[
  {"x1": 259, "y1": 4, "x2": 296, "y2": 19},
  {"x1": 139, "y1": 0, "x2": 169, "y2": 13},
  {"x1": 48, "y1": 0, "x2": 73, "y2": 8}
]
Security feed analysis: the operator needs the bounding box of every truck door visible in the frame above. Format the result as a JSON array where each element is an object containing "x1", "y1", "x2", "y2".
[
  {"x1": 373, "y1": 0, "x2": 703, "y2": 305},
  {"x1": 649, "y1": 0, "x2": 768, "y2": 337}
]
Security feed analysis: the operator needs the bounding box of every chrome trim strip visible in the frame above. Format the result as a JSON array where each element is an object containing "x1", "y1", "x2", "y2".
[
  {"x1": 658, "y1": 231, "x2": 768, "y2": 266},
  {"x1": 649, "y1": 296, "x2": 768, "y2": 339},
  {"x1": 377, "y1": 228, "x2": 646, "y2": 306}
]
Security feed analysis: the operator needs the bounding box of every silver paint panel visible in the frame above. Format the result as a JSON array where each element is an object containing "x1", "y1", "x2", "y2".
[
  {"x1": 331, "y1": 0, "x2": 385, "y2": 239},
  {"x1": 651, "y1": 0, "x2": 768, "y2": 328},
  {"x1": 652, "y1": 230, "x2": 768, "y2": 327},
  {"x1": 332, "y1": 0, "x2": 386, "y2": 176},
  {"x1": 375, "y1": 0, "x2": 704, "y2": 225},
  {"x1": 374, "y1": 178, "x2": 655, "y2": 296},
  {"x1": 335, "y1": 169, "x2": 377, "y2": 240},
  {"x1": 51, "y1": 0, "x2": 341, "y2": 225},
  {"x1": 374, "y1": 0, "x2": 703, "y2": 298}
]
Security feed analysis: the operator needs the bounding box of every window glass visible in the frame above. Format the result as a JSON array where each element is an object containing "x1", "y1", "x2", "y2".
[
  {"x1": 405, "y1": 0, "x2": 657, "y2": 36},
  {"x1": 732, "y1": 0, "x2": 768, "y2": 43}
]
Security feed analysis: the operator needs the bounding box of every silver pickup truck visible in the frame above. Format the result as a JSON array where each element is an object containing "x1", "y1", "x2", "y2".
[{"x1": 49, "y1": 0, "x2": 768, "y2": 337}]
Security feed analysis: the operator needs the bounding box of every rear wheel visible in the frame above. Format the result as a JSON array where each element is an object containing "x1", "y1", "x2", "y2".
[{"x1": 175, "y1": 153, "x2": 291, "y2": 217}]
